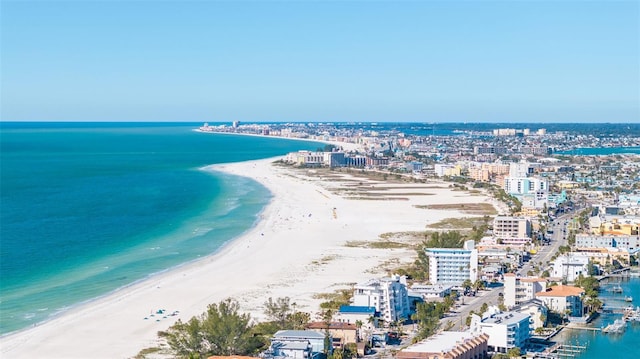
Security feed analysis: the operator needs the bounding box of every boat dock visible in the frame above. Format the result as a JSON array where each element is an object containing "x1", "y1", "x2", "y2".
[
  {"x1": 535, "y1": 343, "x2": 588, "y2": 358},
  {"x1": 566, "y1": 325, "x2": 601, "y2": 332}
]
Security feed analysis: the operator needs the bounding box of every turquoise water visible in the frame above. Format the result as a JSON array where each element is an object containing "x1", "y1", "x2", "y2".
[
  {"x1": 557, "y1": 147, "x2": 640, "y2": 155},
  {"x1": 0, "y1": 122, "x2": 323, "y2": 334},
  {"x1": 555, "y1": 277, "x2": 640, "y2": 358}
]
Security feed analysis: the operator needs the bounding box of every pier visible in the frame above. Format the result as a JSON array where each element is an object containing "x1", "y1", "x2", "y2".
[
  {"x1": 535, "y1": 344, "x2": 588, "y2": 358},
  {"x1": 565, "y1": 325, "x2": 601, "y2": 332}
]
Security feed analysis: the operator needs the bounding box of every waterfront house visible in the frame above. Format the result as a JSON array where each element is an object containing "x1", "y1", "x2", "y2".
[
  {"x1": 535, "y1": 284, "x2": 585, "y2": 317},
  {"x1": 551, "y1": 254, "x2": 590, "y2": 283}
]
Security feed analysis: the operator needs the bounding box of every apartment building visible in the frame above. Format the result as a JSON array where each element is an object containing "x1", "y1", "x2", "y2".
[
  {"x1": 575, "y1": 234, "x2": 640, "y2": 251},
  {"x1": 425, "y1": 240, "x2": 478, "y2": 286},
  {"x1": 352, "y1": 275, "x2": 410, "y2": 323},
  {"x1": 470, "y1": 311, "x2": 531, "y2": 354},
  {"x1": 492, "y1": 216, "x2": 531, "y2": 240},
  {"x1": 503, "y1": 274, "x2": 548, "y2": 309}
]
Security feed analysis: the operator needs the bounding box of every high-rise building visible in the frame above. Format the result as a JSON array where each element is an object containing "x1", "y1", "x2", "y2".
[
  {"x1": 352, "y1": 275, "x2": 410, "y2": 322},
  {"x1": 425, "y1": 240, "x2": 478, "y2": 285}
]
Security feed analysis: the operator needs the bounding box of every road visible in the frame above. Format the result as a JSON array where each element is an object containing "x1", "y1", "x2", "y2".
[
  {"x1": 438, "y1": 286, "x2": 504, "y2": 331},
  {"x1": 519, "y1": 211, "x2": 576, "y2": 276},
  {"x1": 440, "y1": 211, "x2": 579, "y2": 331}
]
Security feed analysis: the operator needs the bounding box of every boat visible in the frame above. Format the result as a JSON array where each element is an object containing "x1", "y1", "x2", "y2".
[
  {"x1": 611, "y1": 285, "x2": 623, "y2": 293},
  {"x1": 625, "y1": 296, "x2": 633, "y2": 302},
  {"x1": 624, "y1": 307, "x2": 640, "y2": 322},
  {"x1": 602, "y1": 319, "x2": 626, "y2": 334}
]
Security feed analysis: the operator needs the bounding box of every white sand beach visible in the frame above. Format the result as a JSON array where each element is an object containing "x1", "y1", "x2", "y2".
[{"x1": 0, "y1": 156, "x2": 496, "y2": 359}]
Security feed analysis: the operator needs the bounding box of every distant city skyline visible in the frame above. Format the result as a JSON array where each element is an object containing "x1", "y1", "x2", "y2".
[{"x1": 1, "y1": 1, "x2": 638, "y2": 123}]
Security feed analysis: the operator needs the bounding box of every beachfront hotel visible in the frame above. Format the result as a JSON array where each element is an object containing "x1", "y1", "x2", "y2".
[
  {"x1": 352, "y1": 275, "x2": 411, "y2": 323},
  {"x1": 425, "y1": 240, "x2": 478, "y2": 286}
]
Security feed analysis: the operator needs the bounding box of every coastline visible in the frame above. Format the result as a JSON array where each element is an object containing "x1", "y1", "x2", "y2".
[
  {"x1": 194, "y1": 128, "x2": 363, "y2": 152},
  {"x1": 0, "y1": 155, "x2": 495, "y2": 358}
]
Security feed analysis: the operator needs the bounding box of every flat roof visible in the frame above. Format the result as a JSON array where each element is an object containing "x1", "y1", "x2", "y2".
[
  {"x1": 401, "y1": 331, "x2": 481, "y2": 353},
  {"x1": 482, "y1": 311, "x2": 529, "y2": 325},
  {"x1": 339, "y1": 305, "x2": 376, "y2": 314},
  {"x1": 274, "y1": 330, "x2": 325, "y2": 339}
]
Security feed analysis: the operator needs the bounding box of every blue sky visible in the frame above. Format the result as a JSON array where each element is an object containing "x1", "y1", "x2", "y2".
[{"x1": 1, "y1": 0, "x2": 638, "y2": 123}]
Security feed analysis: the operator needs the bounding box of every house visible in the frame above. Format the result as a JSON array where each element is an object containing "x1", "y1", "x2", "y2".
[
  {"x1": 551, "y1": 254, "x2": 590, "y2": 283},
  {"x1": 396, "y1": 331, "x2": 489, "y2": 359},
  {"x1": 535, "y1": 284, "x2": 585, "y2": 317},
  {"x1": 305, "y1": 322, "x2": 358, "y2": 347},
  {"x1": 266, "y1": 330, "x2": 332, "y2": 359},
  {"x1": 334, "y1": 305, "x2": 377, "y2": 330},
  {"x1": 470, "y1": 309, "x2": 530, "y2": 354}
]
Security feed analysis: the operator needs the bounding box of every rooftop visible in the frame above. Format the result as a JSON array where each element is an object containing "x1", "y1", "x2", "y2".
[
  {"x1": 273, "y1": 330, "x2": 326, "y2": 340},
  {"x1": 401, "y1": 331, "x2": 487, "y2": 354},
  {"x1": 536, "y1": 284, "x2": 585, "y2": 297},
  {"x1": 339, "y1": 305, "x2": 376, "y2": 314},
  {"x1": 482, "y1": 311, "x2": 530, "y2": 325},
  {"x1": 306, "y1": 322, "x2": 357, "y2": 330}
]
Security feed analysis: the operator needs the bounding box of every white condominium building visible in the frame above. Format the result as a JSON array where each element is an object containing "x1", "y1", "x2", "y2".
[
  {"x1": 471, "y1": 310, "x2": 531, "y2": 354},
  {"x1": 504, "y1": 177, "x2": 548, "y2": 195},
  {"x1": 425, "y1": 240, "x2": 478, "y2": 286},
  {"x1": 352, "y1": 275, "x2": 410, "y2": 323},
  {"x1": 503, "y1": 274, "x2": 548, "y2": 309}
]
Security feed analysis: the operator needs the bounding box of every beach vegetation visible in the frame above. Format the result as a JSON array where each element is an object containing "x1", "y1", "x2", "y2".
[
  {"x1": 261, "y1": 297, "x2": 311, "y2": 331},
  {"x1": 345, "y1": 239, "x2": 412, "y2": 249},
  {"x1": 264, "y1": 296, "x2": 292, "y2": 328},
  {"x1": 427, "y1": 217, "x2": 487, "y2": 230},
  {"x1": 414, "y1": 203, "x2": 497, "y2": 215},
  {"x1": 134, "y1": 346, "x2": 162, "y2": 358},
  {"x1": 314, "y1": 289, "x2": 353, "y2": 311},
  {"x1": 159, "y1": 298, "x2": 264, "y2": 358}
]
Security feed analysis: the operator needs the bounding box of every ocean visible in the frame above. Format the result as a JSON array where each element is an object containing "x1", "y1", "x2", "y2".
[
  {"x1": 554, "y1": 277, "x2": 640, "y2": 358},
  {"x1": 0, "y1": 122, "x2": 323, "y2": 334}
]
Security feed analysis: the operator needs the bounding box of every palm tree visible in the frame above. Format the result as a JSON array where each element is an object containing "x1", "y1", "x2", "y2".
[{"x1": 355, "y1": 320, "x2": 363, "y2": 341}]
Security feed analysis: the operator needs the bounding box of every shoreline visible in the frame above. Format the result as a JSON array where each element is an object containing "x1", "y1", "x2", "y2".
[
  {"x1": 0, "y1": 156, "x2": 495, "y2": 358},
  {"x1": 194, "y1": 128, "x2": 363, "y2": 152}
]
